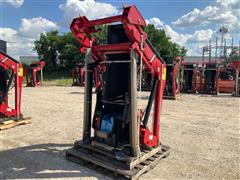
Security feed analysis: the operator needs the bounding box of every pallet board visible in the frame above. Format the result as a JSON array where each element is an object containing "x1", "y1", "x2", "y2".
[
  {"x1": 164, "y1": 95, "x2": 183, "y2": 100},
  {"x1": 0, "y1": 117, "x2": 32, "y2": 130},
  {"x1": 66, "y1": 144, "x2": 170, "y2": 180}
]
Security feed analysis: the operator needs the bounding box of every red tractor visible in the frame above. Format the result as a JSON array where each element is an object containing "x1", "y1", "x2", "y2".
[
  {"x1": 25, "y1": 60, "x2": 45, "y2": 87},
  {"x1": 0, "y1": 51, "x2": 30, "y2": 130}
]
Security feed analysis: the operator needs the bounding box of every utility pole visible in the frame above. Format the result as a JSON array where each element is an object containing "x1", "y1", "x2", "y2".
[
  {"x1": 209, "y1": 39, "x2": 211, "y2": 62},
  {"x1": 215, "y1": 37, "x2": 218, "y2": 62},
  {"x1": 219, "y1": 26, "x2": 228, "y2": 60}
]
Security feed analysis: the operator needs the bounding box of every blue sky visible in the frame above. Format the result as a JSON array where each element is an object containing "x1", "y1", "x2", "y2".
[{"x1": 0, "y1": 0, "x2": 239, "y2": 58}]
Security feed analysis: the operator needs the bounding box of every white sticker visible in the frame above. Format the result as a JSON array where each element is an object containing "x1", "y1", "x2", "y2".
[
  {"x1": 7, "y1": 108, "x2": 12, "y2": 112},
  {"x1": 149, "y1": 135, "x2": 153, "y2": 140}
]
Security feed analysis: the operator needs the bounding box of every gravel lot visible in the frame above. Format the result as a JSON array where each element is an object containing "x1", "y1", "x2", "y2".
[{"x1": 0, "y1": 86, "x2": 239, "y2": 179}]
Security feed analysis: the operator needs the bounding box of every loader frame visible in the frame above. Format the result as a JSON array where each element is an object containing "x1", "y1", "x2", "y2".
[
  {"x1": 66, "y1": 5, "x2": 169, "y2": 179},
  {"x1": 0, "y1": 51, "x2": 31, "y2": 130},
  {"x1": 25, "y1": 61, "x2": 45, "y2": 87}
]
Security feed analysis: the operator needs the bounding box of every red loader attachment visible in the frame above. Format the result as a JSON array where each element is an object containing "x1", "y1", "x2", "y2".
[
  {"x1": 72, "y1": 63, "x2": 85, "y2": 86},
  {"x1": 218, "y1": 66, "x2": 235, "y2": 93},
  {"x1": 163, "y1": 56, "x2": 182, "y2": 99},
  {"x1": 72, "y1": 63, "x2": 99, "y2": 87},
  {"x1": 229, "y1": 60, "x2": 240, "y2": 96},
  {"x1": 0, "y1": 51, "x2": 31, "y2": 130},
  {"x1": 182, "y1": 61, "x2": 237, "y2": 95},
  {"x1": 25, "y1": 60, "x2": 45, "y2": 87},
  {"x1": 197, "y1": 62, "x2": 221, "y2": 95},
  {"x1": 181, "y1": 61, "x2": 199, "y2": 93},
  {"x1": 66, "y1": 5, "x2": 169, "y2": 179}
]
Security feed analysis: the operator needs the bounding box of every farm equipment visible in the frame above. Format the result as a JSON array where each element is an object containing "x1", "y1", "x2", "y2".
[
  {"x1": 0, "y1": 51, "x2": 31, "y2": 130},
  {"x1": 25, "y1": 61, "x2": 45, "y2": 87},
  {"x1": 218, "y1": 66, "x2": 235, "y2": 93},
  {"x1": 163, "y1": 56, "x2": 182, "y2": 99},
  {"x1": 66, "y1": 5, "x2": 170, "y2": 179},
  {"x1": 181, "y1": 61, "x2": 199, "y2": 93},
  {"x1": 230, "y1": 60, "x2": 240, "y2": 96},
  {"x1": 141, "y1": 66, "x2": 154, "y2": 91},
  {"x1": 72, "y1": 63, "x2": 85, "y2": 86},
  {"x1": 196, "y1": 62, "x2": 221, "y2": 95}
]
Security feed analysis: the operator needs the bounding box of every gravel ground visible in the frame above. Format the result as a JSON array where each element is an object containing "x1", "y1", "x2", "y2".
[{"x1": 0, "y1": 86, "x2": 239, "y2": 180}]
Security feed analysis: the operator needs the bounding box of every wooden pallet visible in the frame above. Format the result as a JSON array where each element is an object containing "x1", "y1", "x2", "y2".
[
  {"x1": 0, "y1": 117, "x2": 32, "y2": 130},
  {"x1": 66, "y1": 144, "x2": 170, "y2": 180},
  {"x1": 175, "y1": 95, "x2": 183, "y2": 100},
  {"x1": 164, "y1": 95, "x2": 183, "y2": 100}
]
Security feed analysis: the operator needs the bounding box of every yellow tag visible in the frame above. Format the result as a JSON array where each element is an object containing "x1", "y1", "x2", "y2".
[
  {"x1": 18, "y1": 68, "x2": 23, "y2": 77},
  {"x1": 162, "y1": 67, "x2": 166, "y2": 80}
]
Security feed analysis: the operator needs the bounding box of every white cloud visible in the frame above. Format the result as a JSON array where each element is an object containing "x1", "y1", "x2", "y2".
[
  {"x1": 216, "y1": 0, "x2": 239, "y2": 10},
  {"x1": 186, "y1": 49, "x2": 198, "y2": 56},
  {"x1": 0, "y1": 28, "x2": 17, "y2": 43},
  {"x1": 19, "y1": 17, "x2": 58, "y2": 38},
  {"x1": 146, "y1": 17, "x2": 216, "y2": 55},
  {"x1": 156, "y1": 24, "x2": 213, "y2": 56},
  {"x1": 163, "y1": 28, "x2": 215, "y2": 55},
  {"x1": 163, "y1": 25, "x2": 191, "y2": 46},
  {"x1": 146, "y1": 17, "x2": 190, "y2": 46},
  {"x1": 146, "y1": 17, "x2": 164, "y2": 28},
  {"x1": 171, "y1": 0, "x2": 239, "y2": 55},
  {"x1": 188, "y1": 29, "x2": 214, "y2": 42},
  {"x1": 5, "y1": 0, "x2": 24, "y2": 8},
  {"x1": 59, "y1": 0, "x2": 118, "y2": 27},
  {"x1": 0, "y1": 17, "x2": 58, "y2": 58},
  {"x1": 0, "y1": 27, "x2": 35, "y2": 58},
  {"x1": 221, "y1": 20, "x2": 240, "y2": 35},
  {"x1": 172, "y1": 5, "x2": 237, "y2": 27}
]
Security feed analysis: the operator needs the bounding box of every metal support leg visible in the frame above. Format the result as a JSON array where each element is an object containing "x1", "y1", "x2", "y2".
[
  {"x1": 235, "y1": 69, "x2": 239, "y2": 96},
  {"x1": 41, "y1": 69, "x2": 43, "y2": 85},
  {"x1": 83, "y1": 48, "x2": 93, "y2": 142},
  {"x1": 130, "y1": 51, "x2": 140, "y2": 157}
]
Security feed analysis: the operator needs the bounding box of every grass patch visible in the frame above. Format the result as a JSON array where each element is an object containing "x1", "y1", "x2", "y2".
[
  {"x1": 43, "y1": 78, "x2": 72, "y2": 86},
  {"x1": 40, "y1": 69, "x2": 73, "y2": 86}
]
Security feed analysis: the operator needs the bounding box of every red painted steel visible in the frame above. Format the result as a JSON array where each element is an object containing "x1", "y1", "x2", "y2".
[
  {"x1": 70, "y1": 5, "x2": 166, "y2": 147},
  {"x1": 26, "y1": 61, "x2": 45, "y2": 87},
  {"x1": 172, "y1": 57, "x2": 182, "y2": 97},
  {"x1": 0, "y1": 51, "x2": 23, "y2": 119},
  {"x1": 164, "y1": 56, "x2": 182, "y2": 98},
  {"x1": 193, "y1": 62, "x2": 221, "y2": 94},
  {"x1": 72, "y1": 63, "x2": 85, "y2": 86},
  {"x1": 229, "y1": 60, "x2": 240, "y2": 70},
  {"x1": 181, "y1": 61, "x2": 199, "y2": 93}
]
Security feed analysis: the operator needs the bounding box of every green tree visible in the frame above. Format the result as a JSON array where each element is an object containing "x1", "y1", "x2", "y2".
[
  {"x1": 227, "y1": 47, "x2": 240, "y2": 63},
  {"x1": 57, "y1": 32, "x2": 84, "y2": 70},
  {"x1": 144, "y1": 24, "x2": 187, "y2": 58},
  {"x1": 221, "y1": 47, "x2": 240, "y2": 66},
  {"x1": 92, "y1": 25, "x2": 107, "y2": 44},
  {"x1": 34, "y1": 30, "x2": 60, "y2": 71}
]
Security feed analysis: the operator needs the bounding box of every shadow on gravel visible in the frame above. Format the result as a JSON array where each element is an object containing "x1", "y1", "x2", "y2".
[
  {"x1": 69, "y1": 91, "x2": 97, "y2": 95},
  {"x1": 69, "y1": 91, "x2": 85, "y2": 95},
  {"x1": 181, "y1": 93, "x2": 236, "y2": 98},
  {"x1": 0, "y1": 143, "x2": 109, "y2": 179}
]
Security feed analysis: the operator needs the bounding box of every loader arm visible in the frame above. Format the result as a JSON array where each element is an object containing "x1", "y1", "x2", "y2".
[{"x1": 70, "y1": 5, "x2": 165, "y2": 79}]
